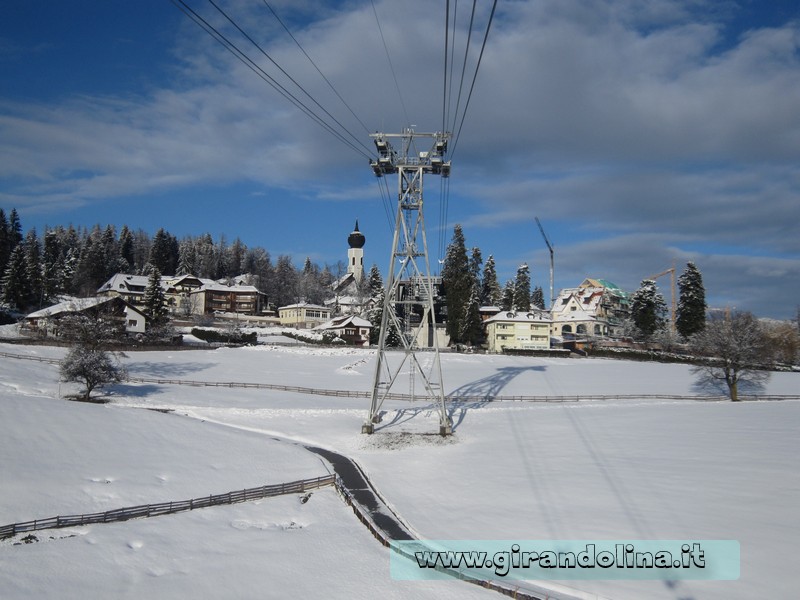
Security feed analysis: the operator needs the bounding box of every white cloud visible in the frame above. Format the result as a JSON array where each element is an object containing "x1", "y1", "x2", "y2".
[{"x1": 1, "y1": 0, "x2": 798, "y2": 317}]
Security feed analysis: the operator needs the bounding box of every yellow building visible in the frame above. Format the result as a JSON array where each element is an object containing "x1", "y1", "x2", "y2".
[
  {"x1": 484, "y1": 310, "x2": 551, "y2": 353},
  {"x1": 278, "y1": 302, "x2": 332, "y2": 329}
]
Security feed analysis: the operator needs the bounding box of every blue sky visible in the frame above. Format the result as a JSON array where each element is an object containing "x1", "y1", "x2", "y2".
[{"x1": 1, "y1": 0, "x2": 799, "y2": 318}]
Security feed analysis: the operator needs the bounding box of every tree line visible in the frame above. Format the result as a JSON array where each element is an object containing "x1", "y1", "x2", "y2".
[
  {"x1": 0, "y1": 208, "x2": 354, "y2": 316},
  {"x1": 440, "y1": 224, "x2": 547, "y2": 347}
]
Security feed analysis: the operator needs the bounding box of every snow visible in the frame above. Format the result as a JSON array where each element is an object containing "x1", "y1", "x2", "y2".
[{"x1": 1, "y1": 341, "x2": 799, "y2": 599}]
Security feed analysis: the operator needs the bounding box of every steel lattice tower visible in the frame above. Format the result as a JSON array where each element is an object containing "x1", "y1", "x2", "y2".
[{"x1": 362, "y1": 129, "x2": 453, "y2": 436}]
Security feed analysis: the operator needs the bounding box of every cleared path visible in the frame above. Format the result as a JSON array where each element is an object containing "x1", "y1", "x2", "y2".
[{"x1": 304, "y1": 445, "x2": 414, "y2": 542}]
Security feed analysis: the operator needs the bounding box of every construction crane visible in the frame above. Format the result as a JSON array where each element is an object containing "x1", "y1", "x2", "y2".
[
  {"x1": 535, "y1": 217, "x2": 554, "y2": 309},
  {"x1": 647, "y1": 264, "x2": 676, "y2": 333}
]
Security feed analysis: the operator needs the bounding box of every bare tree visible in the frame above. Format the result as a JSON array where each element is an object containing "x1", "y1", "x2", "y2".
[
  {"x1": 691, "y1": 312, "x2": 772, "y2": 401},
  {"x1": 58, "y1": 311, "x2": 127, "y2": 402},
  {"x1": 60, "y1": 346, "x2": 127, "y2": 402}
]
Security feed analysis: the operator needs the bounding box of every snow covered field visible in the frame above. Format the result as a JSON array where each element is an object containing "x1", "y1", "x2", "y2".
[{"x1": 1, "y1": 340, "x2": 798, "y2": 600}]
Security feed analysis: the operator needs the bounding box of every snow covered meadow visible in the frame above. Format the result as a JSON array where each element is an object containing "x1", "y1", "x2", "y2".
[{"x1": 1, "y1": 336, "x2": 798, "y2": 600}]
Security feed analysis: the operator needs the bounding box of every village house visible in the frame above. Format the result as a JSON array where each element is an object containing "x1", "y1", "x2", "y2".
[
  {"x1": 484, "y1": 310, "x2": 551, "y2": 353},
  {"x1": 314, "y1": 314, "x2": 372, "y2": 346},
  {"x1": 96, "y1": 273, "x2": 151, "y2": 305},
  {"x1": 188, "y1": 282, "x2": 264, "y2": 316},
  {"x1": 550, "y1": 278, "x2": 630, "y2": 339},
  {"x1": 23, "y1": 296, "x2": 148, "y2": 338},
  {"x1": 98, "y1": 273, "x2": 265, "y2": 317},
  {"x1": 278, "y1": 302, "x2": 332, "y2": 329}
]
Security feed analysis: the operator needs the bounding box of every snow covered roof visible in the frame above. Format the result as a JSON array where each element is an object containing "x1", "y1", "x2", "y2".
[
  {"x1": 216, "y1": 274, "x2": 254, "y2": 286},
  {"x1": 484, "y1": 310, "x2": 551, "y2": 324},
  {"x1": 97, "y1": 273, "x2": 152, "y2": 294},
  {"x1": 194, "y1": 283, "x2": 261, "y2": 294},
  {"x1": 324, "y1": 296, "x2": 364, "y2": 307},
  {"x1": 164, "y1": 274, "x2": 213, "y2": 288},
  {"x1": 331, "y1": 272, "x2": 357, "y2": 294},
  {"x1": 314, "y1": 315, "x2": 372, "y2": 331},
  {"x1": 27, "y1": 297, "x2": 109, "y2": 319},
  {"x1": 26, "y1": 296, "x2": 145, "y2": 320},
  {"x1": 279, "y1": 302, "x2": 330, "y2": 311}
]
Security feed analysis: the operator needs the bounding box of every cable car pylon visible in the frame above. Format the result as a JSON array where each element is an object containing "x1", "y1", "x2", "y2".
[{"x1": 363, "y1": 129, "x2": 452, "y2": 436}]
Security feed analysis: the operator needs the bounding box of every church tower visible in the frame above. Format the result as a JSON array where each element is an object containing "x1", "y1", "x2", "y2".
[{"x1": 347, "y1": 220, "x2": 365, "y2": 282}]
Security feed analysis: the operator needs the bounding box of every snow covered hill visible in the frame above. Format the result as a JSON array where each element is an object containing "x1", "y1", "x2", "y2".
[{"x1": 1, "y1": 342, "x2": 798, "y2": 599}]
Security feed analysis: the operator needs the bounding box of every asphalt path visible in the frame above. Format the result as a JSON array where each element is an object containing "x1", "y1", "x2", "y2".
[{"x1": 303, "y1": 445, "x2": 414, "y2": 541}]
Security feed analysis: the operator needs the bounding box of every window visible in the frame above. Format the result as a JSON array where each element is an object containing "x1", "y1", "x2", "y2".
[
  {"x1": 577, "y1": 324, "x2": 587, "y2": 334},
  {"x1": 562, "y1": 325, "x2": 573, "y2": 333}
]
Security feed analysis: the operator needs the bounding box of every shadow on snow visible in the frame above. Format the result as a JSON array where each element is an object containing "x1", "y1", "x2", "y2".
[{"x1": 375, "y1": 366, "x2": 546, "y2": 433}]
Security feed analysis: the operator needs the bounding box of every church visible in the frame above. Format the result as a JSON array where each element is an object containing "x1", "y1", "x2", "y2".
[{"x1": 327, "y1": 220, "x2": 368, "y2": 316}]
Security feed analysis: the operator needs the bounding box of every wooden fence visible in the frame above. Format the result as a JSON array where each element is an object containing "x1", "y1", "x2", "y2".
[
  {"x1": 2, "y1": 350, "x2": 797, "y2": 404},
  {"x1": 128, "y1": 376, "x2": 800, "y2": 403},
  {"x1": 0, "y1": 475, "x2": 334, "y2": 541}
]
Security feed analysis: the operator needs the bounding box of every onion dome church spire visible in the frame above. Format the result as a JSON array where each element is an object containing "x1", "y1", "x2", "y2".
[{"x1": 347, "y1": 220, "x2": 365, "y2": 281}]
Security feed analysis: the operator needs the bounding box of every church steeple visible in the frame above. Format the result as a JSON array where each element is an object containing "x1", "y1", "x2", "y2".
[
  {"x1": 348, "y1": 220, "x2": 366, "y2": 249},
  {"x1": 347, "y1": 220, "x2": 365, "y2": 281}
]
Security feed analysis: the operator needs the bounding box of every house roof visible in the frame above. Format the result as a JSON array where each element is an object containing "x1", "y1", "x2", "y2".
[
  {"x1": 164, "y1": 274, "x2": 213, "y2": 287},
  {"x1": 315, "y1": 315, "x2": 372, "y2": 331},
  {"x1": 26, "y1": 296, "x2": 146, "y2": 320},
  {"x1": 97, "y1": 273, "x2": 154, "y2": 294},
  {"x1": 279, "y1": 302, "x2": 330, "y2": 311},
  {"x1": 485, "y1": 310, "x2": 551, "y2": 324},
  {"x1": 193, "y1": 283, "x2": 261, "y2": 294},
  {"x1": 331, "y1": 272, "x2": 357, "y2": 294}
]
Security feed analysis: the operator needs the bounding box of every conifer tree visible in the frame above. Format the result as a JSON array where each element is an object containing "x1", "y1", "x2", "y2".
[
  {"x1": 73, "y1": 229, "x2": 107, "y2": 296},
  {"x1": 42, "y1": 228, "x2": 67, "y2": 302},
  {"x1": 460, "y1": 285, "x2": 483, "y2": 345},
  {"x1": 513, "y1": 264, "x2": 531, "y2": 311},
  {"x1": 149, "y1": 228, "x2": 178, "y2": 276},
  {"x1": 118, "y1": 225, "x2": 135, "y2": 272},
  {"x1": 246, "y1": 248, "x2": 273, "y2": 296},
  {"x1": 0, "y1": 209, "x2": 10, "y2": 278},
  {"x1": 501, "y1": 280, "x2": 514, "y2": 312},
  {"x1": 176, "y1": 238, "x2": 196, "y2": 276},
  {"x1": 367, "y1": 271, "x2": 384, "y2": 346},
  {"x1": 469, "y1": 247, "x2": 483, "y2": 295},
  {"x1": 2, "y1": 246, "x2": 28, "y2": 310},
  {"x1": 481, "y1": 255, "x2": 501, "y2": 306},
  {"x1": 226, "y1": 237, "x2": 247, "y2": 277},
  {"x1": 676, "y1": 262, "x2": 707, "y2": 339},
  {"x1": 143, "y1": 266, "x2": 169, "y2": 327},
  {"x1": 24, "y1": 229, "x2": 44, "y2": 309},
  {"x1": 274, "y1": 255, "x2": 299, "y2": 307},
  {"x1": 441, "y1": 225, "x2": 471, "y2": 343},
  {"x1": 531, "y1": 286, "x2": 545, "y2": 310},
  {"x1": 8, "y1": 209, "x2": 23, "y2": 252},
  {"x1": 631, "y1": 279, "x2": 668, "y2": 338}
]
